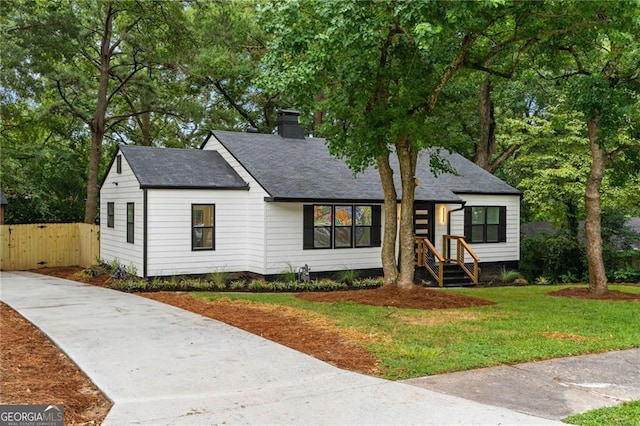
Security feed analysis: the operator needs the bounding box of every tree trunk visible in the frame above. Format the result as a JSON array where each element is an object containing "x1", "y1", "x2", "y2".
[
  {"x1": 474, "y1": 77, "x2": 496, "y2": 171},
  {"x1": 585, "y1": 117, "x2": 608, "y2": 294},
  {"x1": 396, "y1": 135, "x2": 418, "y2": 289},
  {"x1": 84, "y1": 4, "x2": 114, "y2": 224},
  {"x1": 377, "y1": 154, "x2": 398, "y2": 285}
]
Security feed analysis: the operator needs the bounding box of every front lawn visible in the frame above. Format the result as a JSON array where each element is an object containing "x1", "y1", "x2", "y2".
[
  {"x1": 564, "y1": 400, "x2": 640, "y2": 425},
  {"x1": 194, "y1": 284, "x2": 640, "y2": 380}
]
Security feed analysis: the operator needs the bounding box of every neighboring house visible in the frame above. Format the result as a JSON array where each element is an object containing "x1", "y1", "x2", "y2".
[
  {"x1": 100, "y1": 110, "x2": 521, "y2": 280},
  {"x1": 0, "y1": 186, "x2": 7, "y2": 225}
]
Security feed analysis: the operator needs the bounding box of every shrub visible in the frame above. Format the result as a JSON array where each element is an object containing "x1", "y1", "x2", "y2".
[
  {"x1": 535, "y1": 276, "x2": 551, "y2": 285},
  {"x1": 248, "y1": 280, "x2": 271, "y2": 291},
  {"x1": 229, "y1": 280, "x2": 246, "y2": 291},
  {"x1": 520, "y1": 233, "x2": 585, "y2": 283},
  {"x1": 278, "y1": 264, "x2": 298, "y2": 282},
  {"x1": 109, "y1": 278, "x2": 147, "y2": 292},
  {"x1": 499, "y1": 267, "x2": 523, "y2": 283},
  {"x1": 336, "y1": 269, "x2": 359, "y2": 285},
  {"x1": 207, "y1": 270, "x2": 229, "y2": 289},
  {"x1": 352, "y1": 277, "x2": 384, "y2": 289}
]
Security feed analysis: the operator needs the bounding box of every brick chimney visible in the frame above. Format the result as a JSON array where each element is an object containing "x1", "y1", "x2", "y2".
[{"x1": 276, "y1": 109, "x2": 305, "y2": 139}]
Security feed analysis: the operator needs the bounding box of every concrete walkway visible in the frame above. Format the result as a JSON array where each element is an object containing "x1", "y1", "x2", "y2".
[
  {"x1": 0, "y1": 271, "x2": 613, "y2": 425},
  {"x1": 404, "y1": 349, "x2": 640, "y2": 421}
]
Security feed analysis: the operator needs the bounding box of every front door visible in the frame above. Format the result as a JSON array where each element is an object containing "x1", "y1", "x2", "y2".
[
  {"x1": 414, "y1": 202, "x2": 435, "y2": 265},
  {"x1": 413, "y1": 202, "x2": 435, "y2": 241}
]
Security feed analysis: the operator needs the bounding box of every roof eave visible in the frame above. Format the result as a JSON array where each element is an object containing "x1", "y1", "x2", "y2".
[{"x1": 141, "y1": 184, "x2": 250, "y2": 190}]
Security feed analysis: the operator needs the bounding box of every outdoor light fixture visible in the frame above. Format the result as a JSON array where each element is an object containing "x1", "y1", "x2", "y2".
[{"x1": 439, "y1": 205, "x2": 447, "y2": 225}]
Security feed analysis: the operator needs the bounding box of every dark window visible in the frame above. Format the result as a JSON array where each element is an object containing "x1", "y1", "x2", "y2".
[
  {"x1": 303, "y1": 205, "x2": 381, "y2": 249},
  {"x1": 116, "y1": 155, "x2": 122, "y2": 173},
  {"x1": 464, "y1": 206, "x2": 506, "y2": 243},
  {"x1": 107, "y1": 202, "x2": 114, "y2": 228},
  {"x1": 126, "y1": 202, "x2": 134, "y2": 243},
  {"x1": 192, "y1": 204, "x2": 215, "y2": 250}
]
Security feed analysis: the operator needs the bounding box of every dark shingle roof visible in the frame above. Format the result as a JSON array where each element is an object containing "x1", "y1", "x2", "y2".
[
  {"x1": 210, "y1": 131, "x2": 520, "y2": 202},
  {"x1": 120, "y1": 145, "x2": 248, "y2": 190}
]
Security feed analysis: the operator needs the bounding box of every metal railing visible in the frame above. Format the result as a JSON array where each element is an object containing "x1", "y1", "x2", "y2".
[
  {"x1": 415, "y1": 237, "x2": 445, "y2": 287},
  {"x1": 442, "y1": 235, "x2": 479, "y2": 284}
]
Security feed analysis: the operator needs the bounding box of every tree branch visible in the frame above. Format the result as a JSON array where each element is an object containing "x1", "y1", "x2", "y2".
[
  {"x1": 55, "y1": 80, "x2": 91, "y2": 124},
  {"x1": 207, "y1": 77, "x2": 259, "y2": 129},
  {"x1": 489, "y1": 143, "x2": 522, "y2": 173}
]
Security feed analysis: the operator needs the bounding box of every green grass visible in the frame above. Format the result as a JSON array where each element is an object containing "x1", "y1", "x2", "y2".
[
  {"x1": 192, "y1": 285, "x2": 640, "y2": 380},
  {"x1": 564, "y1": 400, "x2": 640, "y2": 425}
]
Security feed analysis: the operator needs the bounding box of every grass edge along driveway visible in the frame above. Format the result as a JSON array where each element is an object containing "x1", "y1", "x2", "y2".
[{"x1": 195, "y1": 284, "x2": 640, "y2": 380}]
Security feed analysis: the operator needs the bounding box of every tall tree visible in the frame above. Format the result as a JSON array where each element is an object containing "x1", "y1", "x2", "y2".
[
  {"x1": 531, "y1": 2, "x2": 640, "y2": 293},
  {"x1": 259, "y1": 0, "x2": 606, "y2": 287},
  {"x1": 3, "y1": 0, "x2": 193, "y2": 223}
]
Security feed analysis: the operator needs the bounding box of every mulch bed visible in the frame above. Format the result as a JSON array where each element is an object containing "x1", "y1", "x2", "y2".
[
  {"x1": 0, "y1": 302, "x2": 112, "y2": 425},
  {"x1": 548, "y1": 287, "x2": 640, "y2": 301},
  {"x1": 297, "y1": 283, "x2": 496, "y2": 309}
]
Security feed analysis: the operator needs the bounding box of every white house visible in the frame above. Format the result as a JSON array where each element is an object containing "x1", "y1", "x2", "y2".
[{"x1": 100, "y1": 110, "x2": 520, "y2": 283}]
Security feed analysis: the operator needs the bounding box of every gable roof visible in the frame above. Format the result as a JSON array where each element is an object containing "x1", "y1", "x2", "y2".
[
  {"x1": 208, "y1": 130, "x2": 520, "y2": 203},
  {"x1": 119, "y1": 145, "x2": 248, "y2": 190}
]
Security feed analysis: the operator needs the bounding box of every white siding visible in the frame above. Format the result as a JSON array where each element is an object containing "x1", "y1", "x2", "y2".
[
  {"x1": 187, "y1": 134, "x2": 269, "y2": 274},
  {"x1": 145, "y1": 189, "x2": 252, "y2": 276},
  {"x1": 449, "y1": 194, "x2": 520, "y2": 263},
  {"x1": 100, "y1": 154, "x2": 144, "y2": 275},
  {"x1": 264, "y1": 203, "x2": 384, "y2": 275}
]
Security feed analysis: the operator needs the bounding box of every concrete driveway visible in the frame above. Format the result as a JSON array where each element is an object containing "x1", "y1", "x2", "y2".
[
  {"x1": 1, "y1": 271, "x2": 620, "y2": 425},
  {"x1": 404, "y1": 348, "x2": 640, "y2": 421}
]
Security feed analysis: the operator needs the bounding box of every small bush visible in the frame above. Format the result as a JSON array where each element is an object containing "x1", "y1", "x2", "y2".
[
  {"x1": 248, "y1": 280, "x2": 271, "y2": 291},
  {"x1": 337, "y1": 269, "x2": 359, "y2": 285},
  {"x1": 279, "y1": 264, "x2": 298, "y2": 282},
  {"x1": 613, "y1": 266, "x2": 640, "y2": 283},
  {"x1": 535, "y1": 276, "x2": 551, "y2": 285},
  {"x1": 229, "y1": 280, "x2": 246, "y2": 291},
  {"x1": 207, "y1": 270, "x2": 229, "y2": 288},
  {"x1": 499, "y1": 267, "x2": 523, "y2": 283},
  {"x1": 109, "y1": 278, "x2": 147, "y2": 292},
  {"x1": 352, "y1": 277, "x2": 384, "y2": 289}
]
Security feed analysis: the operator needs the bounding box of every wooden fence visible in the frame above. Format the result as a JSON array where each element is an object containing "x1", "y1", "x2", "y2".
[{"x1": 0, "y1": 223, "x2": 99, "y2": 271}]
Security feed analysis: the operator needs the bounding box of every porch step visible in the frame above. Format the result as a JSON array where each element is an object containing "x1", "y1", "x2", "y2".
[
  {"x1": 442, "y1": 264, "x2": 474, "y2": 287},
  {"x1": 416, "y1": 263, "x2": 474, "y2": 287}
]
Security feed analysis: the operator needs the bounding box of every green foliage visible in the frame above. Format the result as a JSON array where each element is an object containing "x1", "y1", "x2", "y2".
[
  {"x1": 498, "y1": 267, "x2": 523, "y2": 284},
  {"x1": 207, "y1": 270, "x2": 229, "y2": 289},
  {"x1": 520, "y1": 233, "x2": 586, "y2": 284},
  {"x1": 535, "y1": 276, "x2": 551, "y2": 286},
  {"x1": 564, "y1": 400, "x2": 640, "y2": 426},
  {"x1": 612, "y1": 266, "x2": 640, "y2": 284},
  {"x1": 278, "y1": 264, "x2": 298, "y2": 283},
  {"x1": 196, "y1": 284, "x2": 640, "y2": 379},
  {"x1": 351, "y1": 278, "x2": 384, "y2": 289},
  {"x1": 336, "y1": 269, "x2": 359, "y2": 286},
  {"x1": 229, "y1": 280, "x2": 247, "y2": 291}
]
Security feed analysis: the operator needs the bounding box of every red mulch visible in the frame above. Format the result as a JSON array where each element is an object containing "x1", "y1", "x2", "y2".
[
  {"x1": 297, "y1": 283, "x2": 496, "y2": 309},
  {"x1": 548, "y1": 287, "x2": 640, "y2": 301},
  {"x1": 0, "y1": 302, "x2": 112, "y2": 425}
]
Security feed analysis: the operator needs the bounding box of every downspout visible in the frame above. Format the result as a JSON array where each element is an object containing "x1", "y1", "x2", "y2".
[
  {"x1": 143, "y1": 189, "x2": 148, "y2": 279},
  {"x1": 446, "y1": 201, "x2": 467, "y2": 259}
]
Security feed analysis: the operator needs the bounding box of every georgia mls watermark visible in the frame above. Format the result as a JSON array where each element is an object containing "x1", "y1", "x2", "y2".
[{"x1": 0, "y1": 405, "x2": 63, "y2": 426}]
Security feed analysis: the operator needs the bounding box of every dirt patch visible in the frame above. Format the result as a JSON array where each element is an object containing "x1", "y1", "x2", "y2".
[
  {"x1": 141, "y1": 292, "x2": 382, "y2": 375},
  {"x1": 393, "y1": 311, "x2": 485, "y2": 327},
  {"x1": 32, "y1": 266, "x2": 112, "y2": 288},
  {"x1": 542, "y1": 331, "x2": 592, "y2": 342},
  {"x1": 296, "y1": 284, "x2": 496, "y2": 309},
  {"x1": 548, "y1": 287, "x2": 640, "y2": 301},
  {"x1": 0, "y1": 302, "x2": 112, "y2": 425}
]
